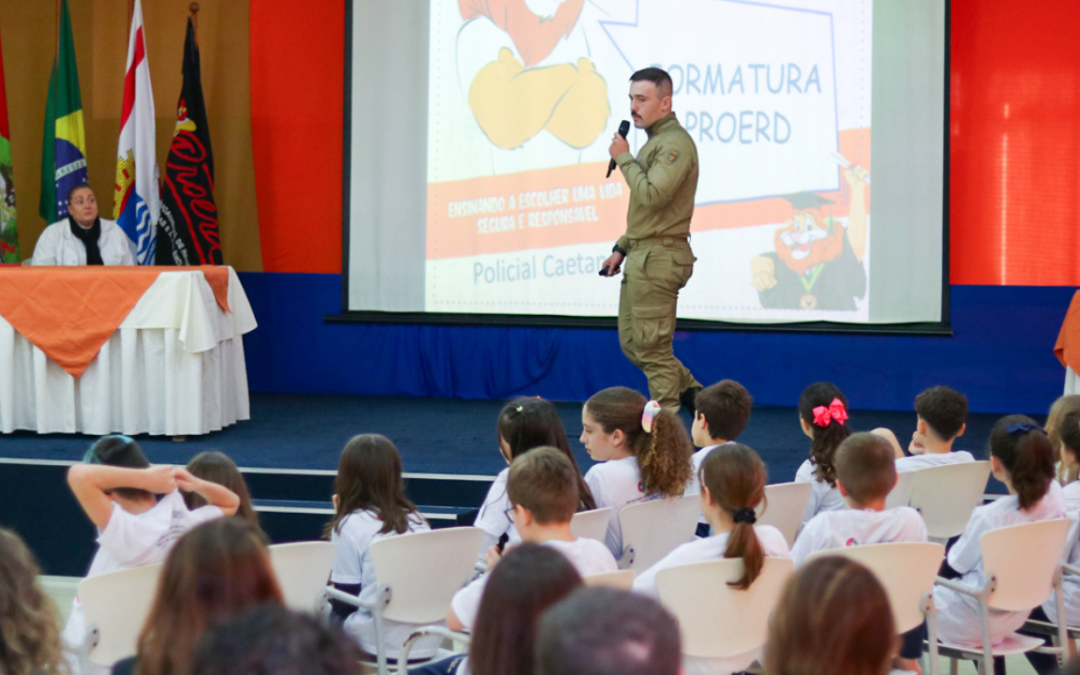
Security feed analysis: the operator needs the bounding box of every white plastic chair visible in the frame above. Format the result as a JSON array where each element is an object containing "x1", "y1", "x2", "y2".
[
  {"x1": 806, "y1": 542, "x2": 946, "y2": 675},
  {"x1": 268, "y1": 541, "x2": 337, "y2": 613},
  {"x1": 1022, "y1": 561, "x2": 1080, "y2": 660},
  {"x1": 655, "y1": 557, "x2": 794, "y2": 660},
  {"x1": 570, "y1": 507, "x2": 614, "y2": 543},
  {"x1": 618, "y1": 494, "x2": 701, "y2": 572},
  {"x1": 322, "y1": 526, "x2": 484, "y2": 675},
  {"x1": 397, "y1": 627, "x2": 471, "y2": 675},
  {"x1": 583, "y1": 569, "x2": 635, "y2": 590},
  {"x1": 933, "y1": 519, "x2": 1072, "y2": 674},
  {"x1": 74, "y1": 563, "x2": 163, "y2": 671},
  {"x1": 909, "y1": 461, "x2": 991, "y2": 540},
  {"x1": 885, "y1": 470, "x2": 917, "y2": 510},
  {"x1": 756, "y1": 482, "x2": 812, "y2": 547}
]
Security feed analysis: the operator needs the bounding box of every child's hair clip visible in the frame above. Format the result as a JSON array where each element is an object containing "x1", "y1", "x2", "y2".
[{"x1": 641, "y1": 400, "x2": 662, "y2": 433}]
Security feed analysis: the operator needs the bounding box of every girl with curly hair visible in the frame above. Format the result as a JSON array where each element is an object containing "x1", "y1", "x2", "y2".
[{"x1": 0, "y1": 528, "x2": 67, "y2": 675}]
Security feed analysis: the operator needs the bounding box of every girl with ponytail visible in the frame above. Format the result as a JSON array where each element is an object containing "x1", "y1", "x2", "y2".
[
  {"x1": 633, "y1": 444, "x2": 790, "y2": 675},
  {"x1": 934, "y1": 414, "x2": 1066, "y2": 648},
  {"x1": 580, "y1": 386, "x2": 694, "y2": 558},
  {"x1": 794, "y1": 382, "x2": 852, "y2": 524}
]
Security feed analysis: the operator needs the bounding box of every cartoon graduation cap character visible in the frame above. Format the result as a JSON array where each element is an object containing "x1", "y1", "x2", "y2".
[{"x1": 767, "y1": 192, "x2": 854, "y2": 309}]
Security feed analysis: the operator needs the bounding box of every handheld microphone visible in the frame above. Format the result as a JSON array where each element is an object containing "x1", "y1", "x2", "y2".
[{"x1": 606, "y1": 120, "x2": 631, "y2": 177}]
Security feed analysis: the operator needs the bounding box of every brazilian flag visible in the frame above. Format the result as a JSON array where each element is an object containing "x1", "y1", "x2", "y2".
[{"x1": 39, "y1": 0, "x2": 88, "y2": 225}]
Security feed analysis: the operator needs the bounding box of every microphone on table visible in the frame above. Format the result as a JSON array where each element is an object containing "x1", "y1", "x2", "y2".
[{"x1": 607, "y1": 120, "x2": 631, "y2": 178}]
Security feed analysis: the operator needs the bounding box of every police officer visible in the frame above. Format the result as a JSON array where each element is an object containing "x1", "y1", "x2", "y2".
[{"x1": 601, "y1": 68, "x2": 701, "y2": 412}]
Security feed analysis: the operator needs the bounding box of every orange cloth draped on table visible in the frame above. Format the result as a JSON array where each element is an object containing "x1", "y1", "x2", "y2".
[
  {"x1": 0, "y1": 266, "x2": 231, "y2": 378},
  {"x1": 1054, "y1": 290, "x2": 1080, "y2": 374}
]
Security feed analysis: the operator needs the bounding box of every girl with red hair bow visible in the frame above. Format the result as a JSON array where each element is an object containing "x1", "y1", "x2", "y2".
[{"x1": 793, "y1": 382, "x2": 852, "y2": 526}]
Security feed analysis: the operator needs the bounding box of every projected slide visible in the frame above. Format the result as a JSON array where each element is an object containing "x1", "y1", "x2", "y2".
[{"x1": 426, "y1": 0, "x2": 873, "y2": 322}]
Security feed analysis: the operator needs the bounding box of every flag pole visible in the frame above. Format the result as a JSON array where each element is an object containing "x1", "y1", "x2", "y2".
[
  {"x1": 55, "y1": 0, "x2": 61, "y2": 58},
  {"x1": 189, "y1": 3, "x2": 200, "y2": 47}
]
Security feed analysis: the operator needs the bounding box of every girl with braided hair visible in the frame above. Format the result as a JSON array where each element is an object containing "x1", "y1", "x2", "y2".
[{"x1": 579, "y1": 386, "x2": 693, "y2": 558}]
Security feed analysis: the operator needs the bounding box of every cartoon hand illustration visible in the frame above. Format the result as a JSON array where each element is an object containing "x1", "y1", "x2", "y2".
[
  {"x1": 469, "y1": 48, "x2": 608, "y2": 149},
  {"x1": 460, "y1": 0, "x2": 586, "y2": 68},
  {"x1": 750, "y1": 255, "x2": 777, "y2": 291},
  {"x1": 844, "y1": 164, "x2": 870, "y2": 188},
  {"x1": 545, "y1": 58, "x2": 610, "y2": 148}
]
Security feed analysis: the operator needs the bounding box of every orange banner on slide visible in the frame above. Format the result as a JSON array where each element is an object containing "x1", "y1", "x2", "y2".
[{"x1": 427, "y1": 128, "x2": 870, "y2": 261}]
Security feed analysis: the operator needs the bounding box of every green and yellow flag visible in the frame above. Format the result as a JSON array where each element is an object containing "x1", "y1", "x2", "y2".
[
  {"x1": 0, "y1": 27, "x2": 18, "y2": 262},
  {"x1": 39, "y1": 0, "x2": 88, "y2": 225}
]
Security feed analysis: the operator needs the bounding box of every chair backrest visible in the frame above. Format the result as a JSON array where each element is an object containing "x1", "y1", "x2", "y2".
[
  {"x1": 619, "y1": 494, "x2": 701, "y2": 572},
  {"x1": 570, "y1": 507, "x2": 614, "y2": 543},
  {"x1": 370, "y1": 526, "x2": 485, "y2": 623},
  {"x1": 78, "y1": 563, "x2": 163, "y2": 666},
  {"x1": 885, "y1": 471, "x2": 916, "y2": 510},
  {"x1": 908, "y1": 461, "x2": 991, "y2": 539},
  {"x1": 583, "y1": 570, "x2": 635, "y2": 590},
  {"x1": 805, "y1": 542, "x2": 945, "y2": 633},
  {"x1": 982, "y1": 518, "x2": 1071, "y2": 611},
  {"x1": 757, "y1": 482, "x2": 813, "y2": 547},
  {"x1": 655, "y1": 557, "x2": 794, "y2": 658},
  {"x1": 268, "y1": 541, "x2": 338, "y2": 613}
]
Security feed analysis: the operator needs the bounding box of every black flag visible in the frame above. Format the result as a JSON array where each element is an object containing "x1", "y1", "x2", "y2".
[{"x1": 156, "y1": 17, "x2": 221, "y2": 265}]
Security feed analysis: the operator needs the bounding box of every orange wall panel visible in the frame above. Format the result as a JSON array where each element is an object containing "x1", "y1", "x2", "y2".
[{"x1": 249, "y1": 0, "x2": 343, "y2": 274}]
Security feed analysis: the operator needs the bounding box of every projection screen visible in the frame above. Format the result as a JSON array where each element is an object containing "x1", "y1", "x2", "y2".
[{"x1": 344, "y1": 0, "x2": 948, "y2": 328}]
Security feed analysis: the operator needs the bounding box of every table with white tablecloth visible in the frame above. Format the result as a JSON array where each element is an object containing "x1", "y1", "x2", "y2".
[{"x1": 0, "y1": 266, "x2": 256, "y2": 435}]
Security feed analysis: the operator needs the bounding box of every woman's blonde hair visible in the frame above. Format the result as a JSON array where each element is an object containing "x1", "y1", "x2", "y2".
[
  {"x1": 584, "y1": 387, "x2": 692, "y2": 498},
  {"x1": 0, "y1": 528, "x2": 67, "y2": 675},
  {"x1": 1047, "y1": 395, "x2": 1080, "y2": 484}
]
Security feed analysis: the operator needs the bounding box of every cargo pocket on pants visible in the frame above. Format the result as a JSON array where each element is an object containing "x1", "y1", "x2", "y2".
[{"x1": 632, "y1": 304, "x2": 674, "y2": 348}]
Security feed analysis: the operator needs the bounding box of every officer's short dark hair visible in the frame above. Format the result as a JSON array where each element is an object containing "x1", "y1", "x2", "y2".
[
  {"x1": 630, "y1": 67, "x2": 673, "y2": 98},
  {"x1": 914, "y1": 386, "x2": 968, "y2": 440},
  {"x1": 536, "y1": 587, "x2": 681, "y2": 675},
  {"x1": 695, "y1": 379, "x2": 753, "y2": 441}
]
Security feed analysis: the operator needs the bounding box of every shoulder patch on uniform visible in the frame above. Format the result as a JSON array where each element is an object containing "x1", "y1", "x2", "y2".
[{"x1": 666, "y1": 150, "x2": 679, "y2": 164}]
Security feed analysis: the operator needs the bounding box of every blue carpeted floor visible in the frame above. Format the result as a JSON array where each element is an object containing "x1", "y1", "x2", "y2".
[{"x1": 0, "y1": 393, "x2": 1021, "y2": 490}]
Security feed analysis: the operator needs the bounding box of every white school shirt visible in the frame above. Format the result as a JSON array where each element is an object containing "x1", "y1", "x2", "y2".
[
  {"x1": 632, "y1": 526, "x2": 789, "y2": 675},
  {"x1": 332, "y1": 510, "x2": 441, "y2": 660},
  {"x1": 450, "y1": 537, "x2": 619, "y2": 631},
  {"x1": 935, "y1": 481, "x2": 1067, "y2": 646},
  {"x1": 1044, "y1": 481, "x2": 1080, "y2": 624},
  {"x1": 61, "y1": 490, "x2": 223, "y2": 675},
  {"x1": 790, "y1": 506, "x2": 929, "y2": 568},
  {"x1": 473, "y1": 467, "x2": 521, "y2": 565},
  {"x1": 685, "y1": 443, "x2": 732, "y2": 497},
  {"x1": 584, "y1": 456, "x2": 659, "y2": 558},
  {"x1": 31, "y1": 218, "x2": 136, "y2": 266},
  {"x1": 895, "y1": 450, "x2": 975, "y2": 471},
  {"x1": 793, "y1": 459, "x2": 846, "y2": 525}
]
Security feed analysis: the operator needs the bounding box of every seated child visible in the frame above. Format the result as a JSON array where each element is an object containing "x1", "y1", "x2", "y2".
[
  {"x1": 324, "y1": 434, "x2": 438, "y2": 661},
  {"x1": 766, "y1": 556, "x2": 896, "y2": 675},
  {"x1": 474, "y1": 397, "x2": 596, "y2": 567},
  {"x1": 447, "y1": 447, "x2": 618, "y2": 632},
  {"x1": 685, "y1": 379, "x2": 753, "y2": 496},
  {"x1": 580, "y1": 386, "x2": 694, "y2": 558},
  {"x1": 633, "y1": 443, "x2": 789, "y2": 675},
  {"x1": 1047, "y1": 394, "x2": 1080, "y2": 510},
  {"x1": 896, "y1": 386, "x2": 974, "y2": 470},
  {"x1": 792, "y1": 433, "x2": 928, "y2": 567},
  {"x1": 793, "y1": 382, "x2": 852, "y2": 525},
  {"x1": 935, "y1": 415, "x2": 1065, "y2": 648},
  {"x1": 792, "y1": 432, "x2": 930, "y2": 675},
  {"x1": 62, "y1": 435, "x2": 238, "y2": 675}
]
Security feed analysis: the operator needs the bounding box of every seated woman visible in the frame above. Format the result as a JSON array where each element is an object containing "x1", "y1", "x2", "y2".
[{"x1": 31, "y1": 184, "x2": 135, "y2": 266}]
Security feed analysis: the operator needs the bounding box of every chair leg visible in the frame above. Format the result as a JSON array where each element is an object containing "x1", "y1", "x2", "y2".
[{"x1": 949, "y1": 657, "x2": 958, "y2": 675}]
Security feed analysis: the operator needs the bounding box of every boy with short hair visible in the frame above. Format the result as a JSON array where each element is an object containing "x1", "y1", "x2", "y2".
[
  {"x1": 791, "y1": 432, "x2": 929, "y2": 675},
  {"x1": 686, "y1": 379, "x2": 753, "y2": 495},
  {"x1": 447, "y1": 446, "x2": 617, "y2": 632},
  {"x1": 63, "y1": 436, "x2": 239, "y2": 674},
  {"x1": 898, "y1": 386, "x2": 973, "y2": 470},
  {"x1": 791, "y1": 433, "x2": 927, "y2": 567}
]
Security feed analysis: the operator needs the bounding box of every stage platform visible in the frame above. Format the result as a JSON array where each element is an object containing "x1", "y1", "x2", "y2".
[{"x1": 0, "y1": 392, "x2": 1018, "y2": 576}]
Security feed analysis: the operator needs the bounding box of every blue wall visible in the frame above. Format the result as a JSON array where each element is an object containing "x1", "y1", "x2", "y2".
[{"x1": 239, "y1": 273, "x2": 1074, "y2": 414}]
